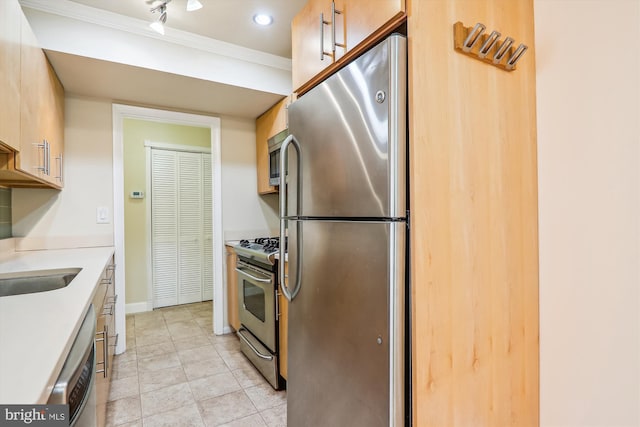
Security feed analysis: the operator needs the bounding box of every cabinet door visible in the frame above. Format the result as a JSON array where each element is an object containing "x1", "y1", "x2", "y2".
[
  {"x1": 0, "y1": 0, "x2": 22, "y2": 151},
  {"x1": 345, "y1": 0, "x2": 405, "y2": 51},
  {"x1": 18, "y1": 13, "x2": 45, "y2": 179},
  {"x1": 225, "y1": 246, "x2": 240, "y2": 330},
  {"x1": 256, "y1": 96, "x2": 290, "y2": 195},
  {"x1": 292, "y1": 0, "x2": 346, "y2": 92},
  {"x1": 45, "y1": 59, "x2": 64, "y2": 187}
]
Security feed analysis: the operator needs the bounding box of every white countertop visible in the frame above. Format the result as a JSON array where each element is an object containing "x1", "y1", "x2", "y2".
[{"x1": 0, "y1": 246, "x2": 115, "y2": 404}]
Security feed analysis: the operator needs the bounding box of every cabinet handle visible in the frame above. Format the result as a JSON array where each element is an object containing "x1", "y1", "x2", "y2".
[
  {"x1": 331, "y1": 1, "x2": 345, "y2": 53},
  {"x1": 103, "y1": 304, "x2": 114, "y2": 316},
  {"x1": 45, "y1": 140, "x2": 50, "y2": 176},
  {"x1": 55, "y1": 153, "x2": 63, "y2": 183},
  {"x1": 319, "y1": 12, "x2": 331, "y2": 60},
  {"x1": 35, "y1": 141, "x2": 46, "y2": 173},
  {"x1": 95, "y1": 326, "x2": 108, "y2": 378}
]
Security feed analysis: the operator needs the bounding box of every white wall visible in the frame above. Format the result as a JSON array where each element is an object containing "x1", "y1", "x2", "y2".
[
  {"x1": 11, "y1": 99, "x2": 279, "y2": 247},
  {"x1": 535, "y1": 1, "x2": 640, "y2": 426},
  {"x1": 219, "y1": 115, "x2": 279, "y2": 240},
  {"x1": 12, "y1": 96, "x2": 114, "y2": 248}
]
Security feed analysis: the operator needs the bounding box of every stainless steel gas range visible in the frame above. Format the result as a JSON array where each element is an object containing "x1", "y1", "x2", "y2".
[{"x1": 233, "y1": 237, "x2": 284, "y2": 390}]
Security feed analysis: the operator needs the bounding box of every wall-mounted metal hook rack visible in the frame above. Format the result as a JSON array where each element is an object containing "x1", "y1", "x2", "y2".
[{"x1": 453, "y1": 21, "x2": 528, "y2": 71}]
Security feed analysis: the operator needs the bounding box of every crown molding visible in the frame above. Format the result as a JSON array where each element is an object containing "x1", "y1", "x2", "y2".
[{"x1": 19, "y1": 0, "x2": 292, "y2": 71}]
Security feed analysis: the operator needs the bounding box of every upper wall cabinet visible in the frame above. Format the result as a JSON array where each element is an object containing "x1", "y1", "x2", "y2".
[
  {"x1": 292, "y1": 0, "x2": 405, "y2": 94},
  {"x1": 256, "y1": 96, "x2": 290, "y2": 195},
  {"x1": 0, "y1": 0, "x2": 65, "y2": 189},
  {"x1": 0, "y1": 0, "x2": 22, "y2": 152}
]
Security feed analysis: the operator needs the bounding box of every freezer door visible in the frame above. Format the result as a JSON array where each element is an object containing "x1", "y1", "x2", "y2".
[
  {"x1": 286, "y1": 219, "x2": 406, "y2": 427},
  {"x1": 286, "y1": 34, "x2": 407, "y2": 219}
]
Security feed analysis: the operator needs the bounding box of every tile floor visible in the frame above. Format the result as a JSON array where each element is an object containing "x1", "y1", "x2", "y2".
[{"x1": 106, "y1": 302, "x2": 287, "y2": 427}]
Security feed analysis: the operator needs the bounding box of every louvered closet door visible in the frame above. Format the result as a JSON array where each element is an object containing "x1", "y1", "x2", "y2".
[
  {"x1": 151, "y1": 150, "x2": 179, "y2": 308},
  {"x1": 202, "y1": 154, "x2": 214, "y2": 301},
  {"x1": 177, "y1": 152, "x2": 204, "y2": 305}
]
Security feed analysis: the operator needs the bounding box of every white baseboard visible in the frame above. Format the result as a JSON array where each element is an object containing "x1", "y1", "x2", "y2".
[{"x1": 125, "y1": 301, "x2": 153, "y2": 314}]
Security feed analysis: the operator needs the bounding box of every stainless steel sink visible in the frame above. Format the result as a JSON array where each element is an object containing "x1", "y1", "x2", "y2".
[{"x1": 0, "y1": 268, "x2": 81, "y2": 297}]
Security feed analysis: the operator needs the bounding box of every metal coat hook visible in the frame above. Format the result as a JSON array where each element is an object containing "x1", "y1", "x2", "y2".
[{"x1": 453, "y1": 21, "x2": 528, "y2": 71}]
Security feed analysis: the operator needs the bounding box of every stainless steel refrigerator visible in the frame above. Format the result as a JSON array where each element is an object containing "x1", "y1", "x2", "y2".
[{"x1": 279, "y1": 34, "x2": 408, "y2": 426}]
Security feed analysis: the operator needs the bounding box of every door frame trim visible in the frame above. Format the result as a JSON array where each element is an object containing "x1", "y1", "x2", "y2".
[{"x1": 112, "y1": 104, "x2": 226, "y2": 354}]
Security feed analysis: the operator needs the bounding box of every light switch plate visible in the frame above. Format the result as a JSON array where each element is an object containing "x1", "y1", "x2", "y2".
[{"x1": 96, "y1": 206, "x2": 110, "y2": 224}]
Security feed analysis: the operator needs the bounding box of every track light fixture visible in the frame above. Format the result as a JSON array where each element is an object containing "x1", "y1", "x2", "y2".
[
  {"x1": 186, "y1": 0, "x2": 203, "y2": 12},
  {"x1": 148, "y1": 0, "x2": 203, "y2": 35},
  {"x1": 149, "y1": 2, "x2": 168, "y2": 35}
]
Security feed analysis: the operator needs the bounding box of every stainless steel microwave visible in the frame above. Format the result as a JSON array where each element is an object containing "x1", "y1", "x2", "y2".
[{"x1": 267, "y1": 128, "x2": 289, "y2": 186}]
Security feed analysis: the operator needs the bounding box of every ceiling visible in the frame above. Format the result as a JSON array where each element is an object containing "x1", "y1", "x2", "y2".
[
  {"x1": 20, "y1": 0, "x2": 307, "y2": 118},
  {"x1": 67, "y1": 0, "x2": 306, "y2": 58}
]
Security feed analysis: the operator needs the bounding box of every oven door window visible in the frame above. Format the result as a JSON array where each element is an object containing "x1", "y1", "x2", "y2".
[{"x1": 243, "y1": 279, "x2": 266, "y2": 322}]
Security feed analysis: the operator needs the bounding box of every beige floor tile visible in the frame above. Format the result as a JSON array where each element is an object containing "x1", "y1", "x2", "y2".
[
  {"x1": 243, "y1": 384, "x2": 286, "y2": 411},
  {"x1": 110, "y1": 420, "x2": 143, "y2": 427},
  {"x1": 182, "y1": 357, "x2": 230, "y2": 381},
  {"x1": 218, "y1": 350, "x2": 253, "y2": 371},
  {"x1": 192, "y1": 308, "x2": 213, "y2": 319},
  {"x1": 167, "y1": 320, "x2": 204, "y2": 339},
  {"x1": 108, "y1": 375, "x2": 139, "y2": 402},
  {"x1": 114, "y1": 348, "x2": 138, "y2": 364},
  {"x1": 194, "y1": 316, "x2": 213, "y2": 330},
  {"x1": 259, "y1": 403, "x2": 286, "y2": 427},
  {"x1": 178, "y1": 345, "x2": 219, "y2": 364},
  {"x1": 113, "y1": 359, "x2": 138, "y2": 380},
  {"x1": 162, "y1": 308, "x2": 194, "y2": 324},
  {"x1": 142, "y1": 402, "x2": 204, "y2": 427},
  {"x1": 126, "y1": 335, "x2": 137, "y2": 350},
  {"x1": 135, "y1": 324, "x2": 170, "y2": 337},
  {"x1": 218, "y1": 414, "x2": 267, "y2": 427},
  {"x1": 199, "y1": 390, "x2": 258, "y2": 427},
  {"x1": 136, "y1": 341, "x2": 176, "y2": 360},
  {"x1": 106, "y1": 396, "x2": 141, "y2": 426},
  {"x1": 138, "y1": 365, "x2": 187, "y2": 394},
  {"x1": 108, "y1": 302, "x2": 287, "y2": 427},
  {"x1": 133, "y1": 312, "x2": 165, "y2": 330},
  {"x1": 189, "y1": 371, "x2": 242, "y2": 402},
  {"x1": 173, "y1": 334, "x2": 212, "y2": 352},
  {"x1": 140, "y1": 382, "x2": 195, "y2": 418},
  {"x1": 231, "y1": 366, "x2": 264, "y2": 389},
  {"x1": 137, "y1": 352, "x2": 181, "y2": 373},
  {"x1": 186, "y1": 301, "x2": 212, "y2": 314},
  {"x1": 135, "y1": 331, "x2": 172, "y2": 348},
  {"x1": 210, "y1": 334, "x2": 240, "y2": 352}
]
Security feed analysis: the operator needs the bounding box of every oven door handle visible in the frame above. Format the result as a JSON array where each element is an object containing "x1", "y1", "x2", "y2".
[
  {"x1": 235, "y1": 268, "x2": 271, "y2": 283},
  {"x1": 238, "y1": 328, "x2": 274, "y2": 361}
]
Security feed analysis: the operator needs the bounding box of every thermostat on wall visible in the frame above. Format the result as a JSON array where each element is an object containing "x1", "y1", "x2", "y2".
[{"x1": 130, "y1": 191, "x2": 145, "y2": 199}]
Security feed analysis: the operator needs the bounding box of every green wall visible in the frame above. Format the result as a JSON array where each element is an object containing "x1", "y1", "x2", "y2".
[
  {"x1": 123, "y1": 118, "x2": 211, "y2": 305},
  {"x1": 0, "y1": 188, "x2": 11, "y2": 239}
]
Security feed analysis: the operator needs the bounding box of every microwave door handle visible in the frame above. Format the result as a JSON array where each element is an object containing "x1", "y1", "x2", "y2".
[{"x1": 280, "y1": 134, "x2": 302, "y2": 302}]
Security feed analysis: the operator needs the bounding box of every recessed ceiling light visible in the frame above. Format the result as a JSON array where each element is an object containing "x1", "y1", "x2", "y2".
[{"x1": 253, "y1": 14, "x2": 273, "y2": 26}]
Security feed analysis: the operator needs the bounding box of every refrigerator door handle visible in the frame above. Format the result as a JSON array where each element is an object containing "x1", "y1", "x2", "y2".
[{"x1": 279, "y1": 134, "x2": 302, "y2": 302}]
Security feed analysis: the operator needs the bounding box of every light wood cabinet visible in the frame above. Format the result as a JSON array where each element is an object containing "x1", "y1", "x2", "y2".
[
  {"x1": 94, "y1": 257, "x2": 116, "y2": 427},
  {"x1": 225, "y1": 245, "x2": 240, "y2": 331},
  {"x1": 408, "y1": 1, "x2": 539, "y2": 426},
  {"x1": 255, "y1": 96, "x2": 290, "y2": 195},
  {"x1": 278, "y1": 260, "x2": 288, "y2": 380},
  {"x1": 0, "y1": 0, "x2": 64, "y2": 189},
  {"x1": 292, "y1": 0, "x2": 405, "y2": 94},
  {"x1": 0, "y1": 0, "x2": 22, "y2": 152}
]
